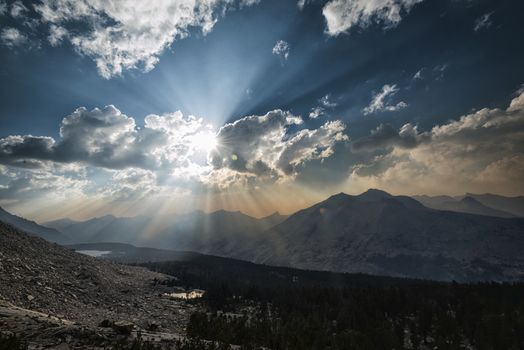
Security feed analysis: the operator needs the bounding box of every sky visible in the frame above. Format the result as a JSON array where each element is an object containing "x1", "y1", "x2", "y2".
[{"x1": 0, "y1": 0, "x2": 523, "y2": 221}]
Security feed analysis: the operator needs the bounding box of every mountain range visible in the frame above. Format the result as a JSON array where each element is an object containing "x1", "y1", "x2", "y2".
[
  {"x1": 0, "y1": 207, "x2": 69, "y2": 244},
  {"x1": 413, "y1": 193, "x2": 524, "y2": 217},
  {"x1": 2, "y1": 189, "x2": 524, "y2": 281},
  {"x1": 247, "y1": 190, "x2": 524, "y2": 281}
]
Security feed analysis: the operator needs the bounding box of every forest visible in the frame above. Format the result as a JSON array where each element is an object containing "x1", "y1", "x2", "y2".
[{"x1": 143, "y1": 258, "x2": 524, "y2": 350}]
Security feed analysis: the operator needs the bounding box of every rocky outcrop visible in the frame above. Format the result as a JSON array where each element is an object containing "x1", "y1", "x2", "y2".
[{"x1": 0, "y1": 221, "x2": 197, "y2": 348}]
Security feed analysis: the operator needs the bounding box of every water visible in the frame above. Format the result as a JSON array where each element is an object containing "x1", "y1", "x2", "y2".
[{"x1": 76, "y1": 250, "x2": 112, "y2": 257}]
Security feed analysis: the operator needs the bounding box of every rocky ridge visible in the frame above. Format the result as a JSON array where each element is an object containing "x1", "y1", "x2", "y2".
[{"x1": 0, "y1": 221, "x2": 198, "y2": 348}]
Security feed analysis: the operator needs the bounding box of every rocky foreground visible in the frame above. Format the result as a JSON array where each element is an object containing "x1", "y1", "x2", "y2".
[{"x1": 0, "y1": 221, "x2": 198, "y2": 349}]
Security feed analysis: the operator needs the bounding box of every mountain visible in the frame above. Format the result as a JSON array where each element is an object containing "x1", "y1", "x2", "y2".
[
  {"x1": 465, "y1": 193, "x2": 524, "y2": 217},
  {"x1": 44, "y1": 214, "x2": 154, "y2": 244},
  {"x1": 259, "y1": 211, "x2": 288, "y2": 228},
  {"x1": 414, "y1": 195, "x2": 515, "y2": 218},
  {"x1": 0, "y1": 221, "x2": 198, "y2": 347},
  {"x1": 246, "y1": 189, "x2": 524, "y2": 282},
  {"x1": 153, "y1": 209, "x2": 286, "y2": 256},
  {"x1": 0, "y1": 206, "x2": 70, "y2": 243},
  {"x1": 47, "y1": 210, "x2": 287, "y2": 254},
  {"x1": 412, "y1": 195, "x2": 456, "y2": 207},
  {"x1": 42, "y1": 217, "x2": 79, "y2": 231}
]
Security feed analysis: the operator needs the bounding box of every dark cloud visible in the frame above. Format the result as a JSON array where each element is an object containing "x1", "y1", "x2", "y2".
[
  {"x1": 352, "y1": 123, "x2": 427, "y2": 151},
  {"x1": 210, "y1": 110, "x2": 349, "y2": 180}
]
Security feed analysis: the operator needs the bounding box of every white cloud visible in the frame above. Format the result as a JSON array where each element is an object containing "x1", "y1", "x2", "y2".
[
  {"x1": 0, "y1": 164, "x2": 88, "y2": 203},
  {"x1": 322, "y1": 0, "x2": 423, "y2": 36},
  {"x1": 0, "y1": 1, "x2": 7, "y2": 16},
  {"x1": 309, "y1": 107, "x2": 325, "y2": 119},
  {"x1": 0, "y1": 27, "x2": 27, "y2": 47},
  {"x1": 48, "y1": 25, "x2": 68, "y2": 47},
  {"x1": 297, "y1": 0, "x2": 312, "y2": 10},
  {"x1": 272, "y1": 40, "x2": 290, "y2": 61},
  {"x1": 0, "y1": 105, "x2": 214, "y2": 172},
  {"x1": 413, "y1": 68, "x2": 423, "y2": 80},
  {"x1": 474, "y1": 12, "x2": 493, "y2": 32},
  {"x1": 9, "y1": 0, "x2": 28, "y2": 18},
  {"x1": 308, "y1": 94, "x2": 336, "y2": 119},
  {"x1": 240, "y1": 0, "x2": 260, "y2": 6},
  {"x1": 210, "y1": 110, "x2": 349, "y2": 181},
  {"x1": 350, "y1": 88, "x2": 524, "y2": 195},
  {"x1": 34, "y1": 0, "x2": 259, "y2": 78},
  {"x1": 0, "y1": 107, "x2": 349, "y2": 201},
  {"x1": 363, "y1": 84, "x2": 407, "y2": 115},
  {"x1": 319, "y1": 94, "x2": 337, "y2": 108}
]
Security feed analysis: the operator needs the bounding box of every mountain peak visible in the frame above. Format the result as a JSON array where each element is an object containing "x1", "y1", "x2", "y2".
[
  {"x1": 356, "y1": 189, "x2": 392, "y2": 201},
  {"x1": 328, "y1": 192, "x2": 350, "y2": 199},
  {"x1": 263, "y1": 211, "x2": 282, "y2": 219},
  {"x1": 460, "y1": 196, "x2": 481, "y2": 205}
]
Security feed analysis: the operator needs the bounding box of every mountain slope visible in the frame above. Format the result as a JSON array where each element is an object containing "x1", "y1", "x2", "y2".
[
  {"x1": 154, "y1": 210, "x2": 282, "y2": 256},
  {"x1": 44, "y1": 214, "x2": 155, "y2": 244},
  {"x1": 0, "y1": 221, "x2": 197, "y2": 345},
  {"x1": 465, "y1": 193, "x2": 524, "y2": 217},
  {"x1": 415, "y1": 196, "x2": 515, "y2": 218},
  {"x1": 248, "y1": 190, "x2": 524, "y2": 282},
  {"x1": 48, "y1": 210, "x2": 287, "y2": 255},
  {"x1": 0, "y1": 207, "x2": 69, "y2": 243}
]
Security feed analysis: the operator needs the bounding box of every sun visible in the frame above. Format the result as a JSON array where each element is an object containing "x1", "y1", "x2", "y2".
[{"x1": 191, "y1": 131, "x2": 218, "y2": 154}]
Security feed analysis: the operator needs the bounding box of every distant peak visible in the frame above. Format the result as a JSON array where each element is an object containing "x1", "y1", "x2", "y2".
[
  {"x1": 461, "y1": 196, "x2": 480, "y2": 204},
  {"x1": 327, "y1": 192, "x2": 351, "y2": 200},
  {"x1": 95, "y1": 214, "x2": 116, "y2": 221},
  {"x1": 356, "y1": 189, "x2": 392, "y2": 201},
  {"x1": 262, "y1": 211, "x2": 283, "y2": 219},
  {"x1": 210, "y1": 209, "x2": 245, "y2": 216}
]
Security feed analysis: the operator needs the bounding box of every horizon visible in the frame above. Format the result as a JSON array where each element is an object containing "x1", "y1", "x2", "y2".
[
  {"x1": 2, "y1": 187, "x2": 522, "y2": 223},
  {"x1": 1, "y1": 0, "x2": 524, "y2": 222}
]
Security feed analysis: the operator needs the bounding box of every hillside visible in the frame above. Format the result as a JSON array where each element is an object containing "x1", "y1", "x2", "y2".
[
  {"x1": 248, "y1": 190, "x2": 524, "y2": 281},
  {"x1": 44, "y1": 214, "x2": 153, "y2": 244},
  {"x1": 0, "y1": 221, "x2": 198, "y2": 348},
  {"x1": 414, "y1": 195, "x2": 515, "y2": 218},
  {"x1": 0, "y1": 207, "x2": 70, "y2": 243},
  {"x1": 45, "y1": 210, "x2": 288, "y2": 254},
  {"x1": 466, "y1": 193, "x2": 524, "y2": 217}
]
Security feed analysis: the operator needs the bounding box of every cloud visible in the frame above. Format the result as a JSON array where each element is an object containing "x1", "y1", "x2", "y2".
[
  {"x1": 363, "y1": 84, "x2": 407, "y2": 115},
  {"x1": 209, "y1": 110, "x2": 349, "y2": 181},
  {"x1": 0, "y1": 164, "x2": 88, "y2": 202},
  {"x1": 322, "y1": 0, "x2": 423, "y2": 36},
  {"x1": 319, "y1": 94, "x2": 337, "y2": 108},
  {"x1": 350, "y1": 88, "x2": 524, "y2": 195},
  {"x1": 33, "y1": 0, "x2": 258, "y2": 78},
  {"x1": 48, "y1": 25, "x2": 68, "y2": 47},
  {"x1": 9, "y1": 0, "x2": 28, "y2": 18},
  {"x1": 309, "y1": 94, "x2": 337, "y2": 119},
  {"x1": 0, "y1": 107, "x2": 349, "y2": 202},
  {"x1": 297, "y1": 0, "x2": 312, "y2": 10},
  {"x1": 412, "y1": 64, "x2": 448, "y2": 82},
  {"x1": 0, "y1": 105, "x2": 213, "y2": 171},
  {"x1": 352, "y1": 123, "x2": 427, "y2": 151},
  {"x1": 309, "y1": 107, "x2": 325, "y2": 119},
  {"x1": 240, "y1": 0, "x2": 260, "y2": 6},
  {"x1": 413, "y1": 68, "x2": 423, "y2": 80},
  {"x1": 0, "y1": 1, "x2": 7, "y2": 16},
  {"x1": 0, "y1": 27, "x2": 28, "y2": 47},
  {"x1": 272, "y1": 40, "x2": 290, "y2": 61},
  {"x1": 474, "y1": 12, "x2": 493, "y2": 32}
]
